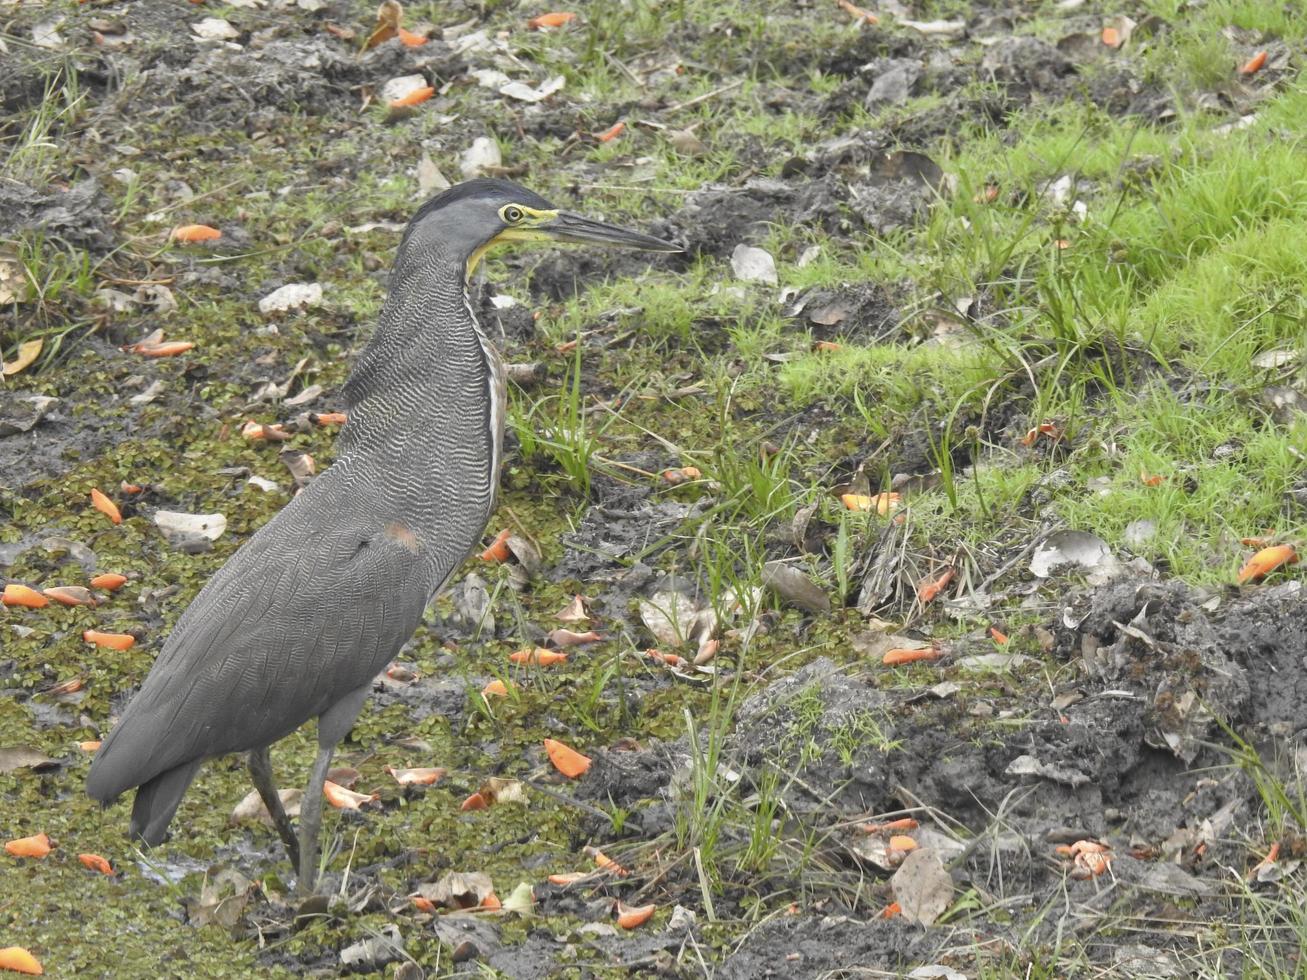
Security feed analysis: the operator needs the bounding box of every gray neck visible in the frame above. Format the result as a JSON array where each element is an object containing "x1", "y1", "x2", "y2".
[{"x1": 337, "y1": 249, "x2": 503, "y2": 549}]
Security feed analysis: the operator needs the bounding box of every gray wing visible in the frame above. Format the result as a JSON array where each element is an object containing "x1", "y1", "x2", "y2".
[{"x1": 86, "y1": 492, "x2": 432, "y2": 803}]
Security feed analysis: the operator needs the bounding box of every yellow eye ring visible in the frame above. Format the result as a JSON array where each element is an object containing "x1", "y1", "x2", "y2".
[{"x1": 502, "y1": 205, "x2": 525, "y2": 224}]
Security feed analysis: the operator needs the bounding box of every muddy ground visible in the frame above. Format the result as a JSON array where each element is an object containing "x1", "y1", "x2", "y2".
[{"x1": 2, "y1": 0, "x2": 1305, "y2": 978}]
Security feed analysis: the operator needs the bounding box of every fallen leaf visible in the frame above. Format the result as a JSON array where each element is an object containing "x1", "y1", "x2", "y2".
[
  {"x1": 171, "y1": 224, "x2": 222, "y2": 243},
  {"x1": 385, "y1": 765, "x2": 446, "y2": 786},
  {"x1": 556, "y1": 594, "x2": 591, "y2": 623},
  {"x1": 882, "y1": 647, "x2": 940, "y2": 666},
  {"x1": 0, "y1": 947, "x2": 43, "y2": 975},
  {"x1": 89, "y1": 573, "x2": 127, "y2": 591},
  {"x1": 2, "y1": 584, "x2": 49, "y2": 609},
  {"x1": 5, "y1": 833, "x2": 52, "y2": 858},
  {"x1": 363, "y1": 0, "x2": 402, "y2": 49},
  {"x1": 43, "y1": 586, "x2": 96, "y2": 607},
  {"x1": 1239, "y1": 50, "x2": 1267, "y2": 75},
  {"x1": 502, "y1": 881, "x2": 535, "y2": 914},
  {"x1": 480, "y1": 892, "x2": 501, "y2": 911},
  {"x1": 322, "y1": 780, "x2": 377, "y2": 809},
  {"x1": 83, "y1": 630, "x2": 135, "y2": 651},
  {"x1": 509, "y1": 648, "x2": 567, "y2": 666},
  {"x1": 90, "y1": 488, "x2": 122, "y2": 525},
  {"x1": 1, "y1": 339, "x2": 43, "y2": 377},
  {"x1": 730, "y1": 244, "x2": 778, "y2": 285},
  {"x1": 480, "y1": 529, "x2": 512, "y2": 562},
  {"x1": 47, "y1": 678, "x2": 83, "y2": 696},
  {"x1": 527, "y1": 11, "x2": 577, "y2": 29},
  {"x1": 0, "y1": 747, "x2": 55, "y2": 774},
  {"x1": 1237, "y1": 544, "x2": 1297, "y2": 584},
  {"x1": 478, "y1": 776, "x2": 526, "y2": 805},
  {"x1": 891, "y1": 848, "x2": 952, "y2": 926},
  {"x1": 78, "y1": 852, "x2": 113, "y2": 875},
  {"x1": 1029, "y1": 530, "x2": 1117, "y2": 579},
  {"x1": 154, "y1": 510, "x2": 227, "y2": 542},
  {"x1": 543, "y1": 738, "x2": 591, "y2": 778},
  {"x1": 616, "y1": 901, "x2": 655, "y2": 929},
  {"x1": 761, "y1": 560, "x2": 830, "y2": 614}
]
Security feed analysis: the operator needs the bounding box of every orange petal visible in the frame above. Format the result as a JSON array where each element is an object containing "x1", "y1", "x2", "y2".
[
  {"x1": 171, "y1": 224, "x2": 221, "y2": 243},
  {"x1": 322, "y1": 780, "x2": 377, "y2": 809},
  {"x1": 0, "y1": 947, "x2": 43, "y2": 975},
  {"x1": 595, "y1": 120, "x2": 625, "y2": 142},
  {"x1": 1239, "y1": 50, "x2": 1267, "y2": 75},
  {"x1": 89, "y1": 573, "x2": 127, "y2": 591},
  {"x1": 2, "y1": 584, "x2": 49, "y2": 609},
  {"x1": 547, "y1": 871, "x2": 589, "y2": 886},
  {"x1": 482, "y1": 679, "x2": 510, "y2": 698},
  {"x1": 480, "y1": 529, "x2": 512, "y2": 562},
  {"x1": 5, "y1": 833, "x2": 52, "y2": 858},
  {"x1": 860, "y1": 817, "x2": 919, "y2": 833},
  {"x1": 78, "y1": 852, "x2": 113, "y2": 875},
  {"x1": 509, "y1": 648, "x2": 567, "y2": 666},
  {"x1": 989, "y1": 626, "x2": 1010, "y2": 645},
  {"x1": 836, "y1": 0, "x2": 878, "y2": 24},
  {"x1": 644, "y1": 649, "x2": 685, "y2": 668},
  {"x1": 543, "y1": 739, "x2": 591, "y2": 778},
  {"x1": 880, "y1": 901, "x2": 901, "y2": 919},
  {"x1": 411, "y1": 896, "x2": 436, "y2": 912},
  {"x1": 385, "y1": 765, "x2": 446, "y2": 786},
  {"x1": 389, "y1": 86, "x2": 434, "y2": 108},
  {"x1": 82, "y1": 630, "x2": 135, "y2": 651},
  {"x1": 313, "y1": 412, "x2": 348, "y2": 426},
  {"x1": 43, "y1": 586, "x2": 96, "y2": 607},
  {"x1": 78, "y1": 740, "x2": 101, "y2": 753},
  {"x1": 888, "y1": 834, "x2": 918, "y2": 852},
  {"x1": 527, "y1": 11, "x2": 577, "y2": 29},
  {"x1": 616, "y1": 901, "x2": 655, "y2": 929},
  {"x1": 1237, "y1": 544, "x2": 1298, "y2": 584},
  {"x1": 460, "y1": 792, "x2": 488, "y2": 811},
  {"x1": 584, "y1": 845, "x2": 628, "y2": 877},
  {"x1": 660, "y1": 466, "x2": 701, "y2": 485},
  {"x1": 1100, "y1": 26, "x2": 1120, "y2": 46},
  {"x1": 479, "y1": 892, "x2": 501, "y2": 911},
  {"x1": 90, "y1": 488, "x2": 121, "y2": 525},
  {"x1": 397, "y1": 27, "x2": 427, "y2": 46},
  {"x1": 547, "y1": 628, "x2": 602, "y2": 647},
  {"x1": 916, "y1": 567, "x2": 955, "y2": 603},
  {"x1": 840, "y1": 492, "x2": 900, "y2": 514},
  {"x1": 814, "y1": 340, "x2": 842, "y2": 352},
  {"x1": 881, "y1": 647, "x2": 940, "y2": 666},
  {"x1": 133, "y1": 341, "x2": 195, "y2": 358}
]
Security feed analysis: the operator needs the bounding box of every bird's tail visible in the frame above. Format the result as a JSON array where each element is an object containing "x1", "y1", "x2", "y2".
[{"x1": 128, "y1": 760, "x2": 203, "y2": 846}]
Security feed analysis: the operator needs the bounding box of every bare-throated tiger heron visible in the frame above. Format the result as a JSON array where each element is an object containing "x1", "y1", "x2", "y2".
[{"x1": 86, "y1": 179, "x2": 678, "y2": 894}]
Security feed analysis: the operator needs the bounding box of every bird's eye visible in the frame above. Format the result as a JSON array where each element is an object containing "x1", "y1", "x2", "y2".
[{"x1": 503, "y1": 205, "x2": 525, "y2": 224}]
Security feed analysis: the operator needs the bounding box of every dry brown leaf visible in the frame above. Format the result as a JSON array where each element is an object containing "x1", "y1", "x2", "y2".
[{"x1": 1, "y1": 339, "x2": 43, "y2": 377}]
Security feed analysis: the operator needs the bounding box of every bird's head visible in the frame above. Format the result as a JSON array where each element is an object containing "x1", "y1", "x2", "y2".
[{"x1": 398, "y1": 178, "x2": 679, "y2": 279}]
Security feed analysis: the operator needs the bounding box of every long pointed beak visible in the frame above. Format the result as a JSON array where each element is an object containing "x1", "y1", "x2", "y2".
[{"x1": 546, "y1": 211, "x2": 680, "y2": 252}]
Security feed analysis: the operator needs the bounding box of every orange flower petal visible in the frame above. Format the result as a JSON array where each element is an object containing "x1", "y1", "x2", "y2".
[
  {"x1": 313, "y1": 412, "x2": 348, "y2": 426},
  {"x1": 880, "y1": 901, "x2": 901, "y2": 919},
  {"x1": 90, "y1": 488, "x2": 121, "y2": 525},
  {"x1": 397, "y1": 27, "x2": 427, "y2": 46},
  {"x1": 989, "y1": 626, "x2": 1010, "y2": 645},
  {"x1": 888, "y1": 834, "x2": 918, "y2": 852},
  {"x1": 1101, "y1": 26, "x2": 1120, "y2": 46},
  {"x1": 480, "y1": 529, "x2": 512, "y2": 562},
  {"x1": 389, "y1": 86, "x2": 434, "y2": 108},
  {"x1": 860, "y1": 817, "x2": 919, "y2": 833},
  {"x1": 1237, "y1": 544, "x2": 1298, "y2": 584},
  {"x1": 547, "y1": 871, "x2": 589, "y2": 886},
  {"x1": 78, "y1": 852, "x2": 113, "y2": 875},
  {"x1": 171, "y1": 224, "x2": 222, "y2": 243},
  {"x1": 43, "y1": 586, "x2": 96, "y2": 608},
  {"x1": 881, "y1": 647, "x2": 941, "y2": 667},
  {"x1": 460, "y1": 792, "x2": 488, "y2": 811},
  {"x1": 836, "y1": 0, "x2": 878, "y2": 24},
  {"x1": 1239, "y1": 50, "x2": 1267, "y2": 75},
  {"x1": 2, "y1": 584, "x2": 48, "y2": 609},
  {"x1": 5, "y1": 833, "x2": 52, "y2": 859},
  {"x1": 412, "y1": 896, "x2": 436, "y2": 912},
  {"x1": 89, "y1": 573, "x2": 128, "y2": 591},
  {"x1": 916, "y1": 567, "x2": 954, "y2": 603},
  {"x1": 385, "y1": 765, "x2": 446, "y2": 786},
  {"x1": 482, "y1": 679, "x2": 510, "y2": 698},
  {"x1": 543, "y1": 738, "x2": 591, "y2": 778},
  {"x1": 83, "y1": 630, "x2": 136, "y2": 651},
  {"x1": 78, "y1": 740, "x2": 101, "y2": 753},
  {"x1": 509, "y1": 648, "x2": 567, "y2": 666},
  {"x1": 840, "y1": 492, "x2": 900, "y2": 514},
  {"x1": 584, "y1": 845, "x2": 628, "y2": 876},
  {"x1": 322, "y1": 780, "x2": 377, "y2": 809},
  {"x1": 133, "y1": 341, "x2": 195, "y2": 358},
  {"x1": 595, "y1": 120, "x2": 625, "y2": 142},
  {"x1": 616, "y1": 901, "x2": 655, "y2": 929},
  {"x1": 527, "y1": 11, "x2": 577, "y2": 29},
  {"x1": 479, "y1": 892, "x2": 501, "y2": 911},
  {"x1": 0, "y1": 947, "x2": 43, "y2": 975}
]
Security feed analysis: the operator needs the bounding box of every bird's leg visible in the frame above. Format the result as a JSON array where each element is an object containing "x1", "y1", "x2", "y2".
[
  {"x1": 247, "y1": 747, "x2": 299, "y2": 869},
  {"x1": 296, "y1": 684, "x2": 371, "y2": 896}
]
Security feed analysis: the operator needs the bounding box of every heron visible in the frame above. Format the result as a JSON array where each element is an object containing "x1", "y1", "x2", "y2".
[{"x1": 86, "y1": 178, "x2": 678, "y2": 894}]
